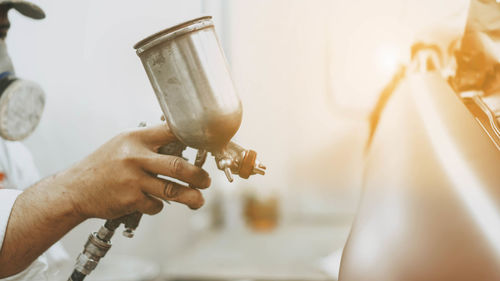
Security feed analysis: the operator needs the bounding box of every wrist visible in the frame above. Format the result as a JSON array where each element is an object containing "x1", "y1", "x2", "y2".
[{"x1": 32, "y1": 170, "x2": 88, "y2": 224}]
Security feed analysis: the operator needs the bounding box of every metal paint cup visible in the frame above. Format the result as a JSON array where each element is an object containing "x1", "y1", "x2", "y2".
[{"x1": 134, "y1": 16, "x2": 242, "y2": 152}]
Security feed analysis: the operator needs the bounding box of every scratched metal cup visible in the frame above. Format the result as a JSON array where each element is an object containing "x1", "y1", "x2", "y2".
[{"x1": 134, "y1": 16, "x2": 242, "y2": 152}]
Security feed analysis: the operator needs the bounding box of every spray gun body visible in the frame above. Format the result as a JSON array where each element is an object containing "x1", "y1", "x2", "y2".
[
  {"x1": 134, "y1": 16, "x2": 265, "y2": 181},
  {"x1": 69, "y1": 16, "x2": 265, "y2": 281}
]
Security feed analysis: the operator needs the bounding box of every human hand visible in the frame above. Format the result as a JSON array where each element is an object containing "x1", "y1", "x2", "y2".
[{"x1": 57, "y1": 124, "x2": 211, "y2": 220}]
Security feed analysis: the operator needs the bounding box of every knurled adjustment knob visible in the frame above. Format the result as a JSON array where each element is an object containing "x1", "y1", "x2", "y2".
[{"x1": 239, "y1": 150, "x2": 257, "y2": 179}]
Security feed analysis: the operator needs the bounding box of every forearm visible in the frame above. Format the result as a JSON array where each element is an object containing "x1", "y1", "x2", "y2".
[
  {"x1": 0, "y1": 171, "x2": 84, "y2": 277},
  {"x1": 0, "y1": 125, "x2": 210, "y2": 277}
]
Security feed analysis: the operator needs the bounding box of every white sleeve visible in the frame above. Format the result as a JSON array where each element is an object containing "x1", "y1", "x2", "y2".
[
  {"x1": 4, "y1": 141, "x2": 40, "y2": 190},
  {"x1": 0, "y1": 189, "x2": 22, "y2": 251}
]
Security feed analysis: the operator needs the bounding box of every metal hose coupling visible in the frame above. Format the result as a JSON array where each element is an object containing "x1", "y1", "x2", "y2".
[
  {"x1": 68, "y1": 213, "x2": 143, "y2": 281},
  {"x1": 68, "y1": 224, "x2": 116, "y2": 281}
]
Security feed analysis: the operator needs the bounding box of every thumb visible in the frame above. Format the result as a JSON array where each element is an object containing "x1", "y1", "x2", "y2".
[{"x1": 135, "y1": 124, "x2": 177, "y2": 146}]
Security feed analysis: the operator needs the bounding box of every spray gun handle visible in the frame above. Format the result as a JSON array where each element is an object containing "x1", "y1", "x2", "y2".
[
  {"x1": 68, "y1": 123, "x2": 189, "y2": 281},
  {"x1": 158, "y1": 141, "x2": 187, "y2": 158},
  {"x1": 105, "y1": 212, "x2": 143, "y2": 238}
]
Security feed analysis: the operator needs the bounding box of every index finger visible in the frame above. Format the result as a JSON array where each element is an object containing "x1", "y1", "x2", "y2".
[
  {"x1": 141, "y1": 154, "x2": 211, "y2": 189},
  {"x1": 135, "y1": 124, "x2": 177, "y2": 146}
]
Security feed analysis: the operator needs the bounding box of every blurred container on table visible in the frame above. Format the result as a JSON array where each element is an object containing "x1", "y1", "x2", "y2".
[{"x1": 243, "y1": 190, "x2": 280, "y2": 232}]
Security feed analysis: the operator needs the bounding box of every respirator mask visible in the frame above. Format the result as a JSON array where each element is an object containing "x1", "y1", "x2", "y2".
[
  {"x1": 0, "y1": 0, "x2": 45, "y2": 141},
  {"x1": 0, "y1": 41, "x2": 45, "y2": 141}
]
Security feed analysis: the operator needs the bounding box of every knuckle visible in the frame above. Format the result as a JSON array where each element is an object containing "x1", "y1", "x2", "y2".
[
  {"x1": 120, "y1": 171, "x2": 141, "y2": 187},
  {"x1": 115, "y1": 130, "x2": 136, "y2": 143},
  {"x1": 122, "y1": 128, "x2": 140, "y2": 139},
  {"x1": 118, "y1": 150, "x2": 148, "y2": 170},
  {"x1": 115, "y1": 147, "x2": 136, "y2": 164},
  {"x1": 170, "y1": 157, "x2": 184, "y2": 175},
  {"x1": 163, "y1": 181, "x2": 178, "y2": 199}
]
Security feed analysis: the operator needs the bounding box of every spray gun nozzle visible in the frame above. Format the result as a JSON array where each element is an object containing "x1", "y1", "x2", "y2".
[
  {"x1": 253, "y1": 161, "x2": 266, "y2": 175},
  {"x1": 224, "y1": 167, "x2": 234, "y2": 182}
]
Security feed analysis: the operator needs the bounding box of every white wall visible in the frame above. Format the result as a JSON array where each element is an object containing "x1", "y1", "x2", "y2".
[
  {"x1": 10, "y1": 0, "x2": 209, "y2": 175},
  {"x1": 7, "y1": 0, "x2": 228, "y2": 275},
  {"x1": 225, "y1": 0, "x2": 469, "y2": 220},
  {"x1": 5, "y1": 0, "x2": 471, "y2": 278}
]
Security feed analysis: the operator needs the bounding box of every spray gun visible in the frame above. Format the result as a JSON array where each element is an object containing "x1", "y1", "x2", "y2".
[
  {"x1": 68, "y1": 16, "x2": 265, "y2": 281},
  {"x1": 134, "y1": 16, "x2": 266, "y2": 182}
]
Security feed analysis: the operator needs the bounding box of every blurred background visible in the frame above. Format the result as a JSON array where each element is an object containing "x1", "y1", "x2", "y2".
[{"x1": 8, "y1": 0, "x2": 470, "y2": 280}]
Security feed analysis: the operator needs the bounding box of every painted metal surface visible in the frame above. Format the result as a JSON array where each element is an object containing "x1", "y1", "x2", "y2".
[{"x1": 340, "y1": 73, "x2": 500, "y2": 281}]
